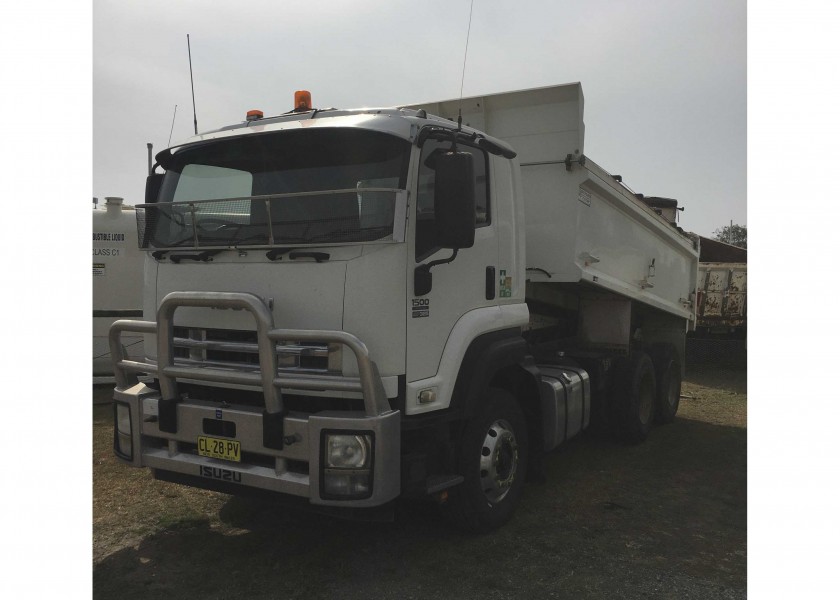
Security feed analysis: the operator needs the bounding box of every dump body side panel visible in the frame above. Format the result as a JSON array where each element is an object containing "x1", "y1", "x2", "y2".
[{"x1": 406, "y1": 84, "x2": 698, "y2": 322}]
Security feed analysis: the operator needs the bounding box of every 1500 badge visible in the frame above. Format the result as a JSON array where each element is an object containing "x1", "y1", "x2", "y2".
[
  {"x1": 199, "y1": 466, "x2": 242, "y2": 483},
  {"x1": 411, "y1": 298, "x2": 430, "y2": 318}
]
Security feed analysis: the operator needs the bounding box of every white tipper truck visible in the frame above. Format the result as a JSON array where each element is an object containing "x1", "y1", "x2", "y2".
[{"x1": 110, "y1": 83, "x2": 699, "y2": 532}]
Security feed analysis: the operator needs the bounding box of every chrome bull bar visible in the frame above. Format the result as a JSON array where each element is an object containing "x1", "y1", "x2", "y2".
[{"x1": 109, "y1": 291, "x2": 390, "y2": 418}]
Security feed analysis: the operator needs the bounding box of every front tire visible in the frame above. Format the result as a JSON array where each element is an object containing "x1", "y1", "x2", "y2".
[{"x1": 444, "y1": 388, "x2": 529, "y2": 533}]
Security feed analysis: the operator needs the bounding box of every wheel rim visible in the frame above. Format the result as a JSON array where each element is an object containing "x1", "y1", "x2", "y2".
[{"x1": 479, "y1": 419, "x2": 519, "y2": 505}]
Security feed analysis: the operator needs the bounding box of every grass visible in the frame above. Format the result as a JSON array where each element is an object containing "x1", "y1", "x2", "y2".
[{"x1": 93, "y1": 367, "x2": 747, "y2": 599}]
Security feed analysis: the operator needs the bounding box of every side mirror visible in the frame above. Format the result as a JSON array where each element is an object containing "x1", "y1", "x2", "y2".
[
  {"x1": 414, "y1": 267, "x2": 433, "y2": 296},
  {"x1": 145, "y1": 173, "x2": 164, "y2": 204},
  {"x1": 434, "y1": 151, "x2": 475, "y2": 249}
]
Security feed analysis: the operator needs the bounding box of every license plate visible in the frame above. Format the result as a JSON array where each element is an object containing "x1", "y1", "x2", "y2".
[{"x1": 197, "y1": 436, "x2": 241, "y2": 462}]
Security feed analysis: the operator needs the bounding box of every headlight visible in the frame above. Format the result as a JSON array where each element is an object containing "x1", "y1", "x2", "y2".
[
  {"x1": 114, "y1": 402, "x2": 133, "y2": 460},
  {"x1": 321, "y1": 431, "x2": 374, "y2": 500},
  {"x1": 326, "y1": 434, "x2": 370, "y2": 469}
]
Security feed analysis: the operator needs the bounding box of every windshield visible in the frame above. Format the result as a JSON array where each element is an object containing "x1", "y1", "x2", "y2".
[{"x1": 139, "y1": 128, "x2": 410, "y2": 248}]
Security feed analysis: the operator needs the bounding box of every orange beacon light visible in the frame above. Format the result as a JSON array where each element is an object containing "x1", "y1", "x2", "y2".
[{"x1": 294, "y1": 90, "x2": 312, "y2": 112}]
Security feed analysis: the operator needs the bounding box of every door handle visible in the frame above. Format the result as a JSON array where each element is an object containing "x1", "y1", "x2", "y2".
[{"x1": 486, "y1": 266, "x2": 496, "y2": 300}]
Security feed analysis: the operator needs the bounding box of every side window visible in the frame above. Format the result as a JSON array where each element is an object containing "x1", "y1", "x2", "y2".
[{"x1": 415, "y1": 141, "x2": 490, "y2": 260}]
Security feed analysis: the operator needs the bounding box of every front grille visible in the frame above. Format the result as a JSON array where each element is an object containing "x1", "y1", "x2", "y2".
[{"x1": 172, "y1": 326, "x2": 340, "y2": 373}]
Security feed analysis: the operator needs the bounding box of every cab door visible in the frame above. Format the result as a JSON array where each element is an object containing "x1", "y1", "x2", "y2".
[{"x1": 406, "y1": 139, "x2": 498, "y2": 382}]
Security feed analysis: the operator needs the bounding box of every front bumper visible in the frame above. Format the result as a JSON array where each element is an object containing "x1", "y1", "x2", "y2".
[{"x1": 110, "y1": 291, "x2": 400, "y2": 508}]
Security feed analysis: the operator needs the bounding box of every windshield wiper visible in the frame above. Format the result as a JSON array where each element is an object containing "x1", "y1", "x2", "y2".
[
  {"x1": 169, "y1": 249, "x2": 225, "y2": 264},
  {"x1": 266, "y1": 247, "x2": 297, "y2": 261}
]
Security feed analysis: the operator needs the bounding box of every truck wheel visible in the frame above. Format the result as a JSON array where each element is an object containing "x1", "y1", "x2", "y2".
[
  {"x1": 444, "y1": 388, "x2": 529, "y2": 533},
  {"x1": 610, "y1": 351, "x2": 657, "y2": 444},
  {"x1": 650, "y1": 345, "x2": 681, "y2": 424}
]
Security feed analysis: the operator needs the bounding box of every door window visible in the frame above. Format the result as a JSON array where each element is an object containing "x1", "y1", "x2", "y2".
[{"x1": 415, "y1": 141, "x2": 489, "y2": 260}]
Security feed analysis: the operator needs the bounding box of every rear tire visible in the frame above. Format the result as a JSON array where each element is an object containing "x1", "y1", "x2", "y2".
[
  {"x1": 610, "y1": 351, "x2": 657, "y2": 444},
  {"x1": 650, "y1": 345, "x2": 681, "y2": 424},
  {"x1": 443, "y1": 388, "x2": 529, "y2": 533}
]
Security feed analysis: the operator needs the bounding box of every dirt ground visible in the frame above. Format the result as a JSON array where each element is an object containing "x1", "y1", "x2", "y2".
[{"x1": 93, "y1": 366, "x2": 747, "y2": 599}]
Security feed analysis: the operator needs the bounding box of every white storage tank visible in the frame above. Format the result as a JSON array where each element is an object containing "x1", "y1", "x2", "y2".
[{"x1": 93, "y1": 197, "x2": 144, "y2": 380}]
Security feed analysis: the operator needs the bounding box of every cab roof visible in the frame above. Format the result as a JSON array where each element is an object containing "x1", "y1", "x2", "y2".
[{"x1": 156, "y1": 106, "x2": 516, "y2": 166}]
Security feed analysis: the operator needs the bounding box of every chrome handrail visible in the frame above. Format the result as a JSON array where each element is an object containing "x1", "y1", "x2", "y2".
[{"x1": 135, "y1": 187, "x2": 407, "y2": 250}]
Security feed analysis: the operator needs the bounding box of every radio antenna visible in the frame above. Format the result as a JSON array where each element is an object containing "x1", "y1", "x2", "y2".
[
  {"x1": 168, "y1": 104, "x2": 178, "y2": 146},
  {"x1": 457, "y1": 0, "x2": 475, "y2": 133},
  {"x1": 187, "y1": 34, "x2": 198, "y2": 134}
]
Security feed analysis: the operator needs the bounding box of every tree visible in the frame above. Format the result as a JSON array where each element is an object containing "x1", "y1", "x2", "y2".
[{"x1": 712, "y1": 223, "x2": 747, "y2": 249}]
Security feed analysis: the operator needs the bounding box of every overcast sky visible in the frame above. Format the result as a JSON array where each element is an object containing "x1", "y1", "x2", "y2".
[{"x1": 93, "y1": 0, "x2": 746, "y2": 238}]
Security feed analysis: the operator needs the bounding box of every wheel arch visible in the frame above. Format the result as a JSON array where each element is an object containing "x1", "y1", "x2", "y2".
[
  {"x1": 448, "y1": 330, "x2": 532, "y2": 416},
  {"x1": 448, "y1": 330, "x2": 544, "y2": 475}
]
